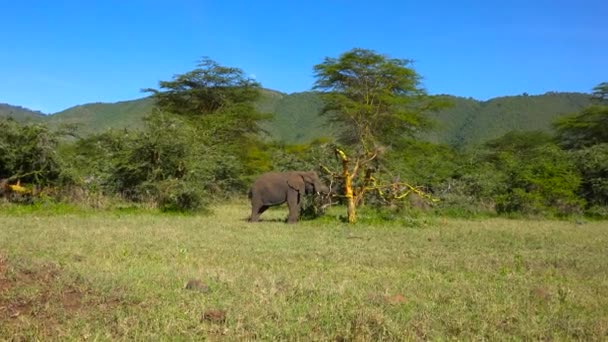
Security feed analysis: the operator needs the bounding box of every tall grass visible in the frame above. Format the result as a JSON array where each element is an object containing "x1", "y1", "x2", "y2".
[{"x1": 1, "y1": 203, "x2": 607, "y2": 340}]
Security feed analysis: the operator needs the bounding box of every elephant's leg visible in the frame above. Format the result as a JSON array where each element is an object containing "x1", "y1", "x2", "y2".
[
  {"x1": 258, "y1": 205, "x2": 269, "y2": 215},
  {"x1": 286, "y1": 191, "x2": 301, "y2": 224},
  {"x1": 250, "y1": 201, "x2": 265, "y2": 222}
]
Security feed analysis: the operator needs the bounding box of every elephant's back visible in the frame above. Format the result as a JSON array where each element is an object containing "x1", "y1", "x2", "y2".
[
  {"x1": 254, "y1": 172, "x2": 288, "y2": 186},
  {"x1": 251, "y1": 172, "x2": 289, "y2": 204}
]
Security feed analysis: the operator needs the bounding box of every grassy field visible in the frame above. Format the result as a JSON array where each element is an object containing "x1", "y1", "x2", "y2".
[{"x1": 1, "y1": 203, "x2": 607, "y2": 340}]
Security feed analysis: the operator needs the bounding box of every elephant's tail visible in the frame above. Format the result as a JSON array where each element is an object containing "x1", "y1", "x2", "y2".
[{"x1": 247, "y1": 188, "x2": 253, "y2": 199}]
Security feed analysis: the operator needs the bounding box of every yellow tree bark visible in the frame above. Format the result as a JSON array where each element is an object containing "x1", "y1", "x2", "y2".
[{"x1": 335, "y1": 148, "x2": 356, "y2": 223}]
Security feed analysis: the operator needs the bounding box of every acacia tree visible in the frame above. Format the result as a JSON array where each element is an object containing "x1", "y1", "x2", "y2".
[
  {"x1": 0, "y1": 119, "x2": 70, "y2": 186},
  {"x1": 313, "y1": 48, "x2": 445, "y2": 222},
  {"x1": 143, "y1": 57, "x2": 271, "y2": 189},
  {"x1": 145, "y1": 57, "x2": 259, "y2": 109},
  {"x1": 555, "y1": 82, "x2": 608, "y2": 150},
  {"x1": 592, "y1": 82, "x2": 608, "y2": 102}
]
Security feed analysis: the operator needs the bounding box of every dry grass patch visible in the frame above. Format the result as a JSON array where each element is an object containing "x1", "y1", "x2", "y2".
[{"x1": 0, "y1": 203, "x2": 607, "y2": 340}]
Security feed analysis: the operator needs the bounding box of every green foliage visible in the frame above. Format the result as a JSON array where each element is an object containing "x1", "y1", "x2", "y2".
[
  {"x1": 485, "y1": 130, "x2": 553, "y2": 152},
  {"x1": 422, "y1": 131, "x2": 585, "y2": 217},
  {"x1": 0, "y1": 118, "x2": 72, "y2": 186},
  {"x1": 384, "y1": 139, "x2": 460, "y2": 188},
  {"x1": 109, "y1": 112, "x2": 196, "y2": 198},
  {"x1": 424, "y1": 152, "x2": 506, "y2": 217},
  {"x1": 154, "y1": 178, "x2": 207, "y2": 213},
  {"x1": 592, "y1": 82, "x2": 608, "y2": 102},
  {"x1": 62, "y1": 111, "x2": 207, "y2": 211},
  {"x1": 269, "y1": 139, "x2": 338, "y2": 172},
  {"x1": 144, "y1": 57, "x2": 262, "y2": 117},
  {"x1": 554, "y1": 105, "x2": 608, "y2": 149},
  {"x1": 551, "y1": 83, "x2": 608, "y2": 213},
  {"x1": 486, "y1": 139, "x2": 583, "y2": 216},
  {"x1": 60, "y1": 129, "x2": 133, "y2": 190},
  {"x1": 313, "y1": 48, "x2": 443, "y2": 150},
  {"x1": 571, "y1": 144, "x2": 608, "y2": 208},
  {"x1": 143, "y1": 57, "x2": 271, "y2": 192}
]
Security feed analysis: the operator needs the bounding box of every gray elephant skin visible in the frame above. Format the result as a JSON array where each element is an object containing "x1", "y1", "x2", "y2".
[{"x1": 248, "y1": 171, "x2": 329, "y2": 223}]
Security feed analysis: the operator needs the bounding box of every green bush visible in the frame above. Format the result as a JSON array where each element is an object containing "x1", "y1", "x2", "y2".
[
  {"x1": 585, "y1": 205, "x2": 608, "y2": 219},
  {"x1": 489, "y1": 143, "x2": 584, "y2": 216},
  {"x1": 154, "y1": 179, "x2": 207, "y2": 212},
  {"x1": 571, "y1": 143, "x2": 608, "y2": 207},
  {"x1": 0, "y1": 118, "x2": 72, "y2": 186}
]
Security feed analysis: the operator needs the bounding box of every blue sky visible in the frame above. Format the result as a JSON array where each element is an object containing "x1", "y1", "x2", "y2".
[{"x1": 1, "y1": 0, "x2": 606, "y2": 113}]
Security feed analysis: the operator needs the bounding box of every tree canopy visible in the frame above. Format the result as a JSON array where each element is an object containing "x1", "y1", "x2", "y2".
[
  {"x1": 313, "y1": 48, "x2": 444, "y2": 152},
  {"x1": 143, "y1": 57, "x2": 272, "y2": 184},
  {"x1": 0, "y1": 119, "x2": 71, "y2": 186},
  {"x1": 554, "y1": 105, "x2": 608, "y2": 150},
  {"x1": 144, "y1": 57, "x2": 262, "y2": 116},
  {"x1": 592, "y1": 82, "x2": 608, "y2": 102}
]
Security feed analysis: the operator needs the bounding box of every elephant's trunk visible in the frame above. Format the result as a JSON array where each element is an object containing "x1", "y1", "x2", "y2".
[{"x1": 316, "y1": 181, "x2": 329, "y2": 195}]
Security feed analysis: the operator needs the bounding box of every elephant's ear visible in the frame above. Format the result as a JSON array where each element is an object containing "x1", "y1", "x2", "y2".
[
  {"x1": 287, "y1": 174, "x2": 305, "y2": 193},
  {"x1": 301, "y1": 172, "x2": 315, "y2": 184}
]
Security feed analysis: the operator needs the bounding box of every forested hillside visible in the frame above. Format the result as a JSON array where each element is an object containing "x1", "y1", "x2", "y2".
[
  {"x1": 426, "y1": 93, "x2": 593, "y2": 148},
  {"x1": 3, "y1": 91, "x2": 592, "y2": 147},
  {"x1": 258, "y1": 92, "x2": 337, "y2": 143},
  {"x1": 45, "y1": 97, "x2": 156, "y2": 136},
  {"x1": 0, "y1": 103, "x2": 45, "y2": 122}
]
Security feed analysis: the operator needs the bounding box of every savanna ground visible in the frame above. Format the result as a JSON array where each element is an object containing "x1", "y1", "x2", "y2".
[{"x1": 1, "y1": 202, "x2": 607, "y2": 340}]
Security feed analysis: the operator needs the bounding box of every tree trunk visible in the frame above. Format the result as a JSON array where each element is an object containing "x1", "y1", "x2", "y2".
[
  {"x1": 344, "y1": 170, "x2": 356, "y2": 223},
  {"x1": 336, "y1": 148, "x2": 356, "y2": 223}
]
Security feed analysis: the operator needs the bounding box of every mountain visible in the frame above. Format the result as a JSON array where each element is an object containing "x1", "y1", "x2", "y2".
[
  {"x1": 257, "y1": 91, "x2": 592, "y2": 147},
  {"x1": 45, "y1": 97, "x2": 156, "y2": 136},
  {"x1": 258, "y1": 91, "x2": 336, "y2": 144},
  {"x1": 425, "y1": 92, "x2": 592, "y2": 147},
  {"x1": 2, "y1": 91, "x2": 593, "y2": 147},
  {"x1": 43, "y1": 89, "x2": 337, "y2": 142},
  {"x1": 0, "y1": 103, "x2": 46, "y2": 122}
]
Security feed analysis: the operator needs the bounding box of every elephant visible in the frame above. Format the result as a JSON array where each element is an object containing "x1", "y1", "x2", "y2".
[{"x1": 248, "y1": 171, "x2": 329, "y2": 223}]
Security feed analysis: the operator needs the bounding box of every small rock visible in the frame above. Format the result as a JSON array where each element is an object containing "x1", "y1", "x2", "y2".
[
  {"x1": 185, "y1": 279, "x2": 210, "y2": 293},
  {"x1": 201, "y1": 309, "x2": 226, "y2": 323}
]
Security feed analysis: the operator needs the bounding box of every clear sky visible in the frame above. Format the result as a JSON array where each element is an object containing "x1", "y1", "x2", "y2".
[{"x1": 1, "y1": 0, "x2": 606, "y2": 113}]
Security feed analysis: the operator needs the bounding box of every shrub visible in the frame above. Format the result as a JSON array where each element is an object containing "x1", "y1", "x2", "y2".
[
  {"x1": 571, "y1": 144, "x2": 608, "y2": 207},
  {"x1": 491, "y1": 144, "x2": 584, "y2": 216},
  {"x1": 154, "y1": 179, "x2": 207, "y2": 212},
  {"x1": 0, "y1": 118, "x2": 72, "y2": 187}
]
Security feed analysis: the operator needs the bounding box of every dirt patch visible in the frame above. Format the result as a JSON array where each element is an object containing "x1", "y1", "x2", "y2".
[
  {"x1": 384, "y1": 294, "x2": 407, "y2": 305},
  {"x1": 530, "y1": 286, "x2": 552, "y2": 303},
  {"x1": 0, "y1": 256, "x2": 122, "y2": 337},
  {"x1": 1, "y1": 262, "x2": 75, "y2": 319},
  {"x1": 0, "y1": 255, "x2": 9, "y2": 292},
  {"x1": 367, "y1": 292, "x2": 408, "y2": 306}
]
